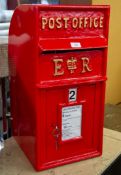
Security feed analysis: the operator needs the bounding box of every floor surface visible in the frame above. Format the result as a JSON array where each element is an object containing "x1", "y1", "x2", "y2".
[{"x1": 104, "y1": 103, "x2": 121, "y2": 132}]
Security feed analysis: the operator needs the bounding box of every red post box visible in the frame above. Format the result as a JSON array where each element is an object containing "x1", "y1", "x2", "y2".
[{"x1": 8, "y1": 5, "x2": 110, "y2": 171}]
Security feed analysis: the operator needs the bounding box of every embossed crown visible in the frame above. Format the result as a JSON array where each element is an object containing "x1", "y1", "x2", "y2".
[{"x1": 67, "y1": 57, "x2": 77, "y2": 73}]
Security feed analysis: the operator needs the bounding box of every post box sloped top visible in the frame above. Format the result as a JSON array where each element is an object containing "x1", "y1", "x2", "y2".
[
  {"x1": 38, "y1": 5, "x2": 110, "y2": 40},
  {"x1": 13, "y1": 5, "x2": 110, "y2": 39},
  {"x1": 9, "y1": 5, "x2": 110, "y2": 51}
]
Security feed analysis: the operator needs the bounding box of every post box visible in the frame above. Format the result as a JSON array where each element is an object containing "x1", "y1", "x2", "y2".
[{"x1": 8, "y1": 5, "x2": 110, "y2": 171}]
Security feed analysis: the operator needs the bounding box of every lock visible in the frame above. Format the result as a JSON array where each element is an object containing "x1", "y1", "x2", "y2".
[{"x1": 52, "y1": 125, "x2": 61, "y2": 150}]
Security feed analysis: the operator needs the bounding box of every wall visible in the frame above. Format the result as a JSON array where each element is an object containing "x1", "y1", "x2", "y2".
[{"x1": 92, "y1": 0, "x2": 121, "y2": 104}]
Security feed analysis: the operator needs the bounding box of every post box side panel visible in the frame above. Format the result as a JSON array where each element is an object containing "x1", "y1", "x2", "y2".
[
  {"x1": 39, "y1": 6, "x2": 110, "y2": 39},
  {"x1": 93, "y1": 82, "x2": 106, "y2": 154},
  {"x1": 36, "y1": 89, "x2": 49, "y2": 168},
  {"x1": 8, "y1": 5, "x2": 38, "y2": 168}
]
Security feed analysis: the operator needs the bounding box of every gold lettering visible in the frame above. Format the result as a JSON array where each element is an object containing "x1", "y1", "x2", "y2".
[
  {"x1": 42, "y1": 17, "x2": 47, "y2": 29},
  {"x1": 53, "y1": 59, "x2": 64, "y2": 76},
  {"x1": 67, "y1": 57, "x2": 77, "y2": 73},
  {"x1": 89, "y1": 17, "x2": 93, "y2": 28},
  {"x1": 81, "y1": 57, "x2": 92, "y2": 73},
  {"x1": 84, "y1": 17, "x2": 88, "y2": 28},
  {"x1": 49, "y1": 18, "x2": 55, "y2": 29},
  {"x1": 72, "y1": 18, "x2": 78, "y2": 28},
  {"x1": 56, "y1": 17, "x2": 62, "y2": 28},
  {"x1": 79, "y1": 17, "x2": 83, "y2": 28},
  {"x1": 100, "y1": 17, "x2": 104, "y2": 28},
  {"x1": 63, "y1": 17, "x2": 69, "y2": 28},
  {"x1": 41, "y1": 16, "x2": 104, "y2": 30},
  {"x1": 94, "y1": 18, "x2": 98, "y2": 28}
]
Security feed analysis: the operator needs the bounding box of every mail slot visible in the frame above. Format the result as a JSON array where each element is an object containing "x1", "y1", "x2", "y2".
[{"x1": 8, "y1": 5, "x2": 110, "y2": 171}]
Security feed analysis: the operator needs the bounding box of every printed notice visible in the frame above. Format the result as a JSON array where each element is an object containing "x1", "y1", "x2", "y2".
[{"x1": 62, "y1": 105, "x2": 82, "y2": 141}]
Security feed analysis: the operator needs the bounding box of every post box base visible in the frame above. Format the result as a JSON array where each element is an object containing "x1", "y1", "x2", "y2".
[{"x1": 35, "y1": 151, "x2": 101, "y2": 171}]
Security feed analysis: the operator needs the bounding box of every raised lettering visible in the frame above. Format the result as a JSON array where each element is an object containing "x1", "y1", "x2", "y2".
[
  {"x1": 81, "y1": 57, "x2": 92, "y2": 73},
  {"x1": 49, "y1": 18, "x2": 55, "y2": 29},
  {"x1": 53, "y1": 59, "x2": 64, "y2": 76},
  {"x1": 100, "y1": 17, "x2": 104, "y2": 28},
  {"x1": 63, "y1": 17, "x2": 69, "y2": 28},
  {"x1": 72, "y1": 18, "x2": 78, "y2": 28},
  {"x1": 42, "y1": 17, "x2": 47, "y2": 29},
  {"x1": 89, "y1": 17, "x2": 93, "y2": 28},
  {"x1": 84, "y1": 17, "x2": 88, "y2": 28},
  {"x1": 79, "y1": 17, "x2": 83, "y2": 28},
  {"x1": 56, "y1": 17, "x2": 62, "y2": 28},
  {"x1": 41, "y1": 16, "x2": 104, "y2": 30},
  {"x1": 94, "y1": 18, "x2": 98, "y2": 28}
]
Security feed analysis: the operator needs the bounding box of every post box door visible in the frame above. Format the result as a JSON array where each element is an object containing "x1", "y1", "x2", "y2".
[{"x1": 45, "y1": 84, "x2": 99, "y2": 162}]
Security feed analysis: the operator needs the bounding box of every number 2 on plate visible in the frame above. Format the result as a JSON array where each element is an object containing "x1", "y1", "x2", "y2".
[{"x1": 69, "y1": 88, "x2": 77, "y2": 102}]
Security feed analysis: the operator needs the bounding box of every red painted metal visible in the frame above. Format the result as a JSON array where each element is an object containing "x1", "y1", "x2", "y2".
[{"x1": 8, "y1": 5, "x2": 110, "y2": 171}]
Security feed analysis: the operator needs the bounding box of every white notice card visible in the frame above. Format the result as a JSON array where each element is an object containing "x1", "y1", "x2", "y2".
[{"x1": 62, "y1": 105, "x2": 82, "y2": 141}]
